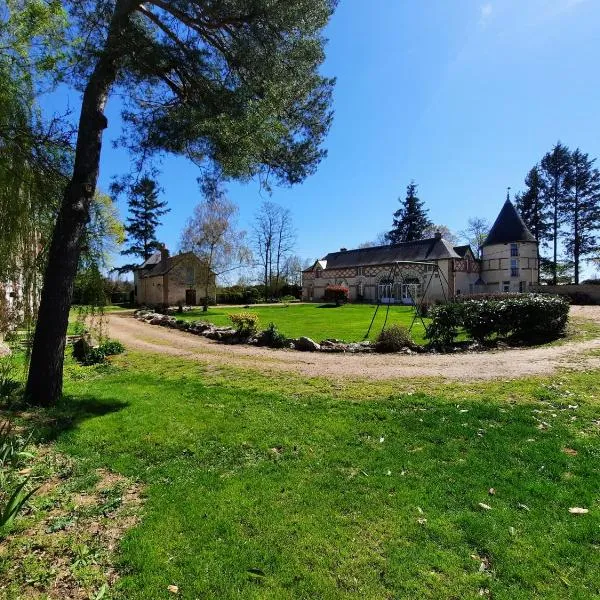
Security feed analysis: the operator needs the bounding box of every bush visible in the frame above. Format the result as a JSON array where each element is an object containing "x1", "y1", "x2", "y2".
[
  {"x1": 229, "y1": 312, "x2": 259, "y2": 337},
  {"x1": 73, "y1": 338, "x2": 125, "y2": 365},
  {"x1": 425, "y1": 303, "x2": 464, "y2": 346},
  {"x1": 426, "y1": 294, "x2": 569, "y2": 346},
  {"x1": 375, "y1": 325, "x2": 413, "y2": 353},
  {"x1": 99, "y1": 340, "x2": 125, "y2": 356},
  {"x1": 324, "y1": 285, "x2": 349, "y2": 306},
  {"x1": 257, "y1": 323, "x2": 287, "y2": 348}
]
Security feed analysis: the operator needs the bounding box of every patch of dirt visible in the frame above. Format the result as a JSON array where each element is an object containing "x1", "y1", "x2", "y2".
[
  {"x1": 0, "y1": 447, "x2": 143, "y2": 600},
  {"x1": 106, "y1": 307, "x2": 600, "y2": 381}
]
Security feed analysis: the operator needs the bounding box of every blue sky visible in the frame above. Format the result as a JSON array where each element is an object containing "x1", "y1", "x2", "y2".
[{"x1": 43, "y1": 0, "x2": 600, "y2": 274}]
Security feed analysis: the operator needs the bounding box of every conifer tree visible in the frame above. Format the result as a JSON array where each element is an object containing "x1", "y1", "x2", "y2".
[
  {"x1": 515, "y1": 166, "x2": 549, "y2": 283},
  {"x1": 386, "y1": 181, "x2": 432, "y2": 244},
  {"x1": 120, "y1": 176, "x2": 169, "y2": 265},
  {"x1": 540, "y1": 142, "x2": 572, "y2": 285},
  {"x1": 25, "y1": 0, "x2": 337, "y2": 405},
  {"x1": 562, "y1": 149, "x2": 600, "y2": 284}
]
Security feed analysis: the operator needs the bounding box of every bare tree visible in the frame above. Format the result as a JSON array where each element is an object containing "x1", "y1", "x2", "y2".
[
  {"x1": 179, "y1": 180, "x2": 250, "y2": 310},
  {"x1": 282, "y1": 254, "x2": 307, "y2": 288},
  {"x1": 253, "y1": 202, "x2": 296, "y2": 298},
  {"x1": 358, "y1": 231, "x2": 389, "y2": 248},
  {"x1": 459, "y1": 217, "x2": 490, "y2": 259},
  {"x1": 422, "y1": 224, "x2": 458, "y2": 244}
]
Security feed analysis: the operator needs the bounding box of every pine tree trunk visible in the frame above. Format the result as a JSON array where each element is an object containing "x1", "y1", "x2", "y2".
[
  {"x1": 553, "y1": 188, "x2": 558, "y2": 286},
  {"x1": 25, "y1": 2, "x2": 133, "y2": 406},
  {"x1": 574, "y1": 193, "x2": 580, "y2": 285}
]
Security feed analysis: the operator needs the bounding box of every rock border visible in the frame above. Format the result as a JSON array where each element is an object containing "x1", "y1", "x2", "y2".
[{"x1": 133, "y1": 310, "x2": 395, "y2": 354}]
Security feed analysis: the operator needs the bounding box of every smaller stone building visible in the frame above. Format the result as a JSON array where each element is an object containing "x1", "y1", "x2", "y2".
[{"x1": 133, "y1": 246, "x2": 216, "y2": 307}]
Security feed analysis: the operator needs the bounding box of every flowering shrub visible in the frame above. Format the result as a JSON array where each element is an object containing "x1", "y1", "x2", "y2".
[
  {"x1": 324, "y1": 285, "x2": 349, "y2": 305},
  {"x1": 426, "y1": 294, "x2": 569, "y2": 345},
  {"x1": 229, "y1": 312, "x2": 259, "y2": 337}
]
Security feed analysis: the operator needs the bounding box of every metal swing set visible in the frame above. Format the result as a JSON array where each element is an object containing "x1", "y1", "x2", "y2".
[{"x1": 364, "y1": 260, "x2": 451, "y2": 339}]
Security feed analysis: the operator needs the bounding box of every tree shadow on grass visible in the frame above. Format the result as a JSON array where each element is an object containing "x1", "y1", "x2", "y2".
[
  {"x1": 1, "y1": 394, "x2": 128, "y2": 443},
  {"x1": 317, "y1": 303, "x2": 343, "y2": 309}
]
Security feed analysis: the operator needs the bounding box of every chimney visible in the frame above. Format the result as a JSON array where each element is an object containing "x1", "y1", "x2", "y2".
[
  {"x1": 160, "y1": 243, "x2": 169, "y2": 263},
  {"x1": 340, "y1": 247, "x2": 347, "y2": 252},
  {"x1": 434, "y1": 231, "x2": 442, "y2": 240}
]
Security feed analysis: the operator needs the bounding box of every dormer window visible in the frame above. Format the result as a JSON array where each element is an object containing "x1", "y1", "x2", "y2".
[{"x1": 510, "y1": 243, "x2": 519, "y2": 257}]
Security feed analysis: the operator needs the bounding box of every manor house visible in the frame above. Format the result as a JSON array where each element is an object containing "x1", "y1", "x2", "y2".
[{"x1": 301, "y1": 199, "x2": 538, "y2": 304}]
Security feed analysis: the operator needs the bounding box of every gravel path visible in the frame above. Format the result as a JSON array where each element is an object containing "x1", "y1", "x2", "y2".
[{"x1": 106, "y1": 306, "x2": 600, "y2": 381}]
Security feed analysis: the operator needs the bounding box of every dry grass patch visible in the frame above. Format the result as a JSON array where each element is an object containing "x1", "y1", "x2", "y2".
[{"x1": 0, "y1": 440, "x2": 143, "y2": 600}]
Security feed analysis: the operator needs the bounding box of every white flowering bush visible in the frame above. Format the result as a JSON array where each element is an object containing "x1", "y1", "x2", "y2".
[{"x1": 426, "y1": 294, "x2": 569, "y2": 345}]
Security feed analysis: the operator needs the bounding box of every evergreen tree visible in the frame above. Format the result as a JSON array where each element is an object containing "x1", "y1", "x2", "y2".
[
  {"x1": 562, "y1": 149, "x2": 600, "y2": 284},
  {"x1": 515, "y1": 166, "x2": 550, "y2": 283},
  {"x1": 539, "y1": 142, "x2": 572, "y2": 285},
  {"x1": 25, "y1": 0, "x2": 337, "y2": 405},
  {"x1": 386, "y1": 181, "x2": 432, "y2": 244},
  {"x1": 120, "y1": 176, "x2": 169, "y2": 265}
]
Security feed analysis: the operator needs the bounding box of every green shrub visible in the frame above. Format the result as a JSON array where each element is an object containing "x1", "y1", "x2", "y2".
[
  {"x1": 425, "y1": 303, "x2": 464, "y2": 345},
  {"x1": 375, "y1": 325, "x2": 413, "y2": 353},
  {"x1": 257, "y1": 323, "x2": 287, "y2": 348},
  {"x1": 99, "y1": 340, "x2": 125, "y2": 356},
  {"x1": 426, "y1": 294, "x2": 569, "y2": 346},
  {"x1": 229, "y1": 312, "x2": 259, "y2": 337}
]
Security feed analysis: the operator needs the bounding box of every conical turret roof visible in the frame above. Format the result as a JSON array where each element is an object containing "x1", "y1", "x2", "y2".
[{"x1": 483, "y1": 199, "x2": 536, "y2": 246}]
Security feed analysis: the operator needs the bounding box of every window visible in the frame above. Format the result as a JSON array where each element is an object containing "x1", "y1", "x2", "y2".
[
  {"x1": 315, "y1": 269, "x2": 320, "y2": 278},
  {"x1": 424, "y1": 263, "x2": 434, "y2": 273},
  {"x1": 519, "y1": 281, "x2": 526, "y2": 293},
  {"x1": 186, "y1": 266, "x2": 195, "y2": 285},
  {"x1": 511, "y1": 243, "x2": 519, "y2": 257},
  {"x1": 511, "y1": 258, "x2": 519, "y2": 277},
  {"x1": 502, "y1": 281, "x2": 510, "y2": 292},
  {"x1": 357, "y1": 266, "x2": 364, "y2": 276}
]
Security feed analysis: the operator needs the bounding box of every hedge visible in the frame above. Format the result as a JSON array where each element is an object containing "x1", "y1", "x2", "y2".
[{"x1": 426, "y1": 294, "x2": 570, "y2": 345}]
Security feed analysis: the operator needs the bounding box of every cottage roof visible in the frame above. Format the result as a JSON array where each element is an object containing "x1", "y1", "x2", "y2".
[
  {"x1": 453, "y1": 245, "x2": 473, "y2": 258},
  {"x1": 136, "y1": 251, "x2": 211, "y2": 278},
  {"x1": 318, "y1": 237, "x2": 460, "y2": 270},
  {"x1": 483, "y1": 200, "x2": 536, "y2": 246}
]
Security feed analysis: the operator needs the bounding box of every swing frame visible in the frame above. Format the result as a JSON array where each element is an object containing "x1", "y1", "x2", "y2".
[{"x1": 364, "y1": 260, "x2": 450, "y2": 339}]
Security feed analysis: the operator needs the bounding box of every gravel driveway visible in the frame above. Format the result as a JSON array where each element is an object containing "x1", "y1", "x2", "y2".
[{"x1": 105, "y1": 306, "x2": 600, "y2": 381}]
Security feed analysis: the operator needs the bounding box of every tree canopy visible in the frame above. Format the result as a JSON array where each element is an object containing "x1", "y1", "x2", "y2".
[{"x1": 24, "y1": 0, "x2": 338, "y2": 405}]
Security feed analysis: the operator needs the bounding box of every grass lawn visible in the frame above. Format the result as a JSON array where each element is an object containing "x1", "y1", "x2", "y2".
[
  {"x1": 180, "y1": 303, "x2": 428, "y2": 343},
  {"x1": 3, "y1": 352, "x2": 599, "y2": 599}
]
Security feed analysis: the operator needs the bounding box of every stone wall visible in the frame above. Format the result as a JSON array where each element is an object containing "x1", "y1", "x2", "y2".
[{"x1": 530, "y1": 284, "x2": 600, "y2": 304}]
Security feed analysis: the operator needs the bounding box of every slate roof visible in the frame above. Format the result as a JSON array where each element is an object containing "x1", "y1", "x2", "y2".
[
  {"x1": 314, "y1": 237, "x2": 461, "y2": 271},
  {"x1": 483, "y1": 200, "x2": 536, "y2": 246},
  {"x1": 453, "y1": 245, "x2": 473, "y2": 258},
  {"x1": 136, "y1": 251, "x2": 211, "y2": 278}
]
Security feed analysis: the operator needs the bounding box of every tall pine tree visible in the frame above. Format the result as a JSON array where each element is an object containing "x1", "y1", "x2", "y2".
[
  {"x1": 386, "y1": 181, "x2": 432, "y2": 244},
  {"x1": 540, "y1": 142, "x2": 572, "y2": 285},
  {"x1": 121, "y1": 176, "x2": 170, "y2": 265},
  {"x1": 515, "y1": 166, "x2": 550, "y2": 283},
  {"x1": 562, "y1": 149, "x2": 600, "y2": 284}
]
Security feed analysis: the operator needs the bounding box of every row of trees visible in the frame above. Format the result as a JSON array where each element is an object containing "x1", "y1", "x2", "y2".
[{"x1": 516, "y1": 142, "x2": 600, "y2": 284}]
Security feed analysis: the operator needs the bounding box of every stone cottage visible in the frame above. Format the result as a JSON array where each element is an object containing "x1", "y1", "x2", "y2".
[
  {"x1": 302, "y1": 199, "x2": 538, "y2": 303},
  {"x1": 133, "y1": 246, "x2": 216, "y2": 307}
]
